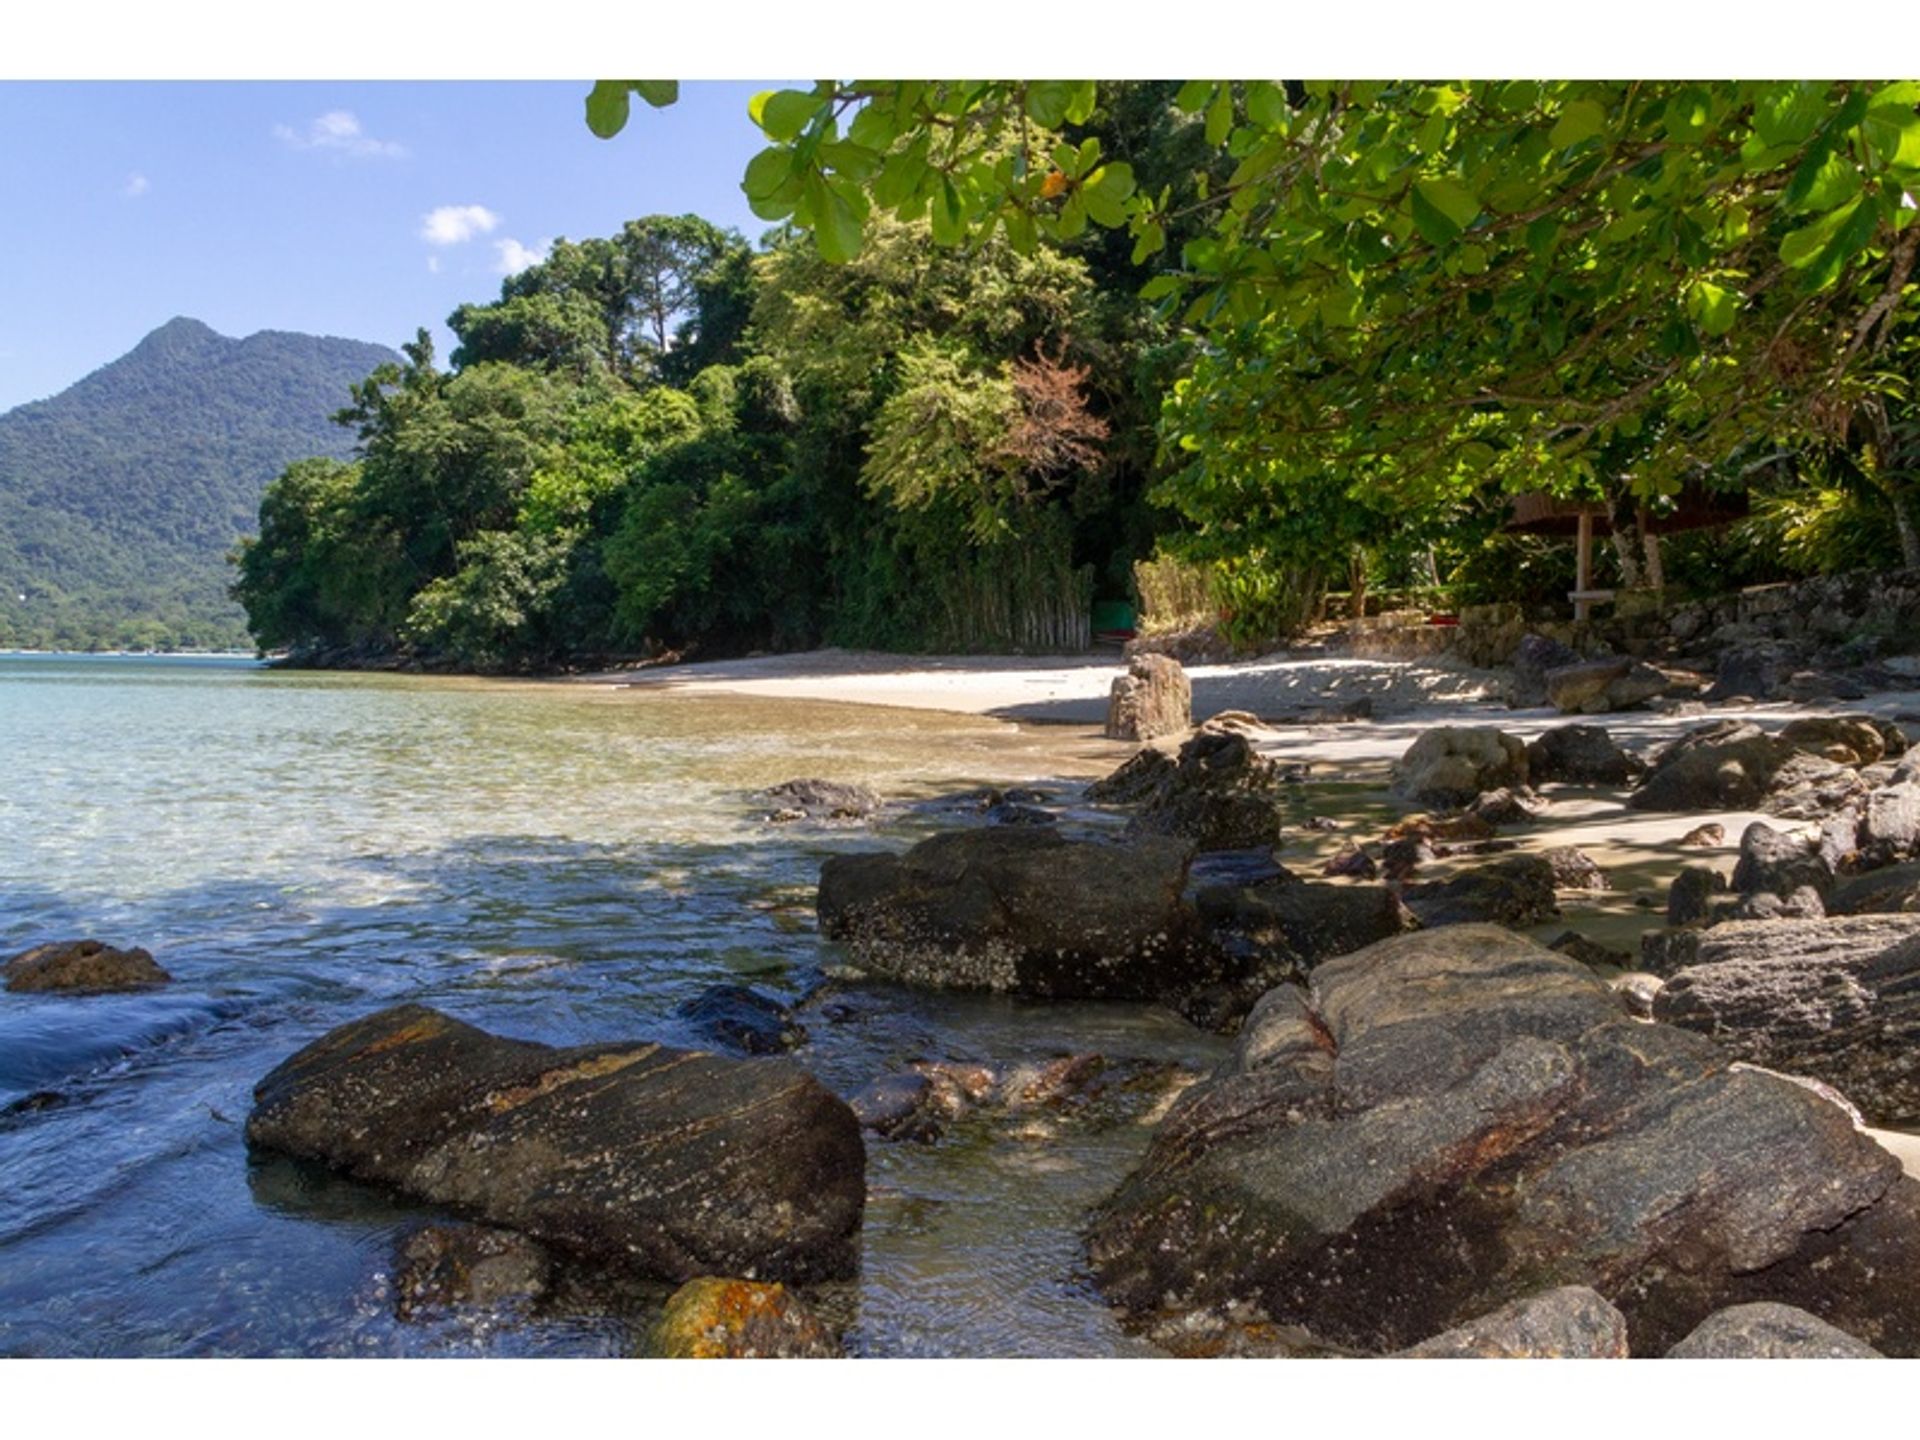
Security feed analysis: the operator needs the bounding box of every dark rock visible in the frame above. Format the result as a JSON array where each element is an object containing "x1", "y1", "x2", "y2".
[
  {"x1": 1856, "y1": 782, "x2": 1920, "y2": 868},
  {"x1": 1830, "y1": 860, "x2": 1920, "y2": 915},
  {"x1": 986, "y1": 801, "x2": 1055, "y2": 826},
  {"x1": 1402, "y1": 854, "x2": 1559, "y2": 927},
  {"x1": 1666, "y1": 1303, "x2": 1883, "y2": 1358},
  {"x1": 1724, "y1": 886, "x2": 1826, "y2": 922},
  {"x1": 4, "y1": 939, "x2": 171, "y2": 994},
  {"x1": 650, "y1": 1277, "x2": 841, "y2": 1358},
  {"x1": 1628, "y1": 720, "x2": 1857, "y2": 816},
  {"x1": 1197, "y1": 879, "x2": 1420, "y2": 979},
  {"x1": 1088, "y1": 729, "x2": 1286, "y2": 851},
  {"x1": 1550, "y1": 931, "x2": 1632, "y2": 969},
  {"x1": 246, "y1": 1004, "x2": 866, "y2": 1283},
  {"x1": 1380, "y1": 836, "x2": 1434, "y2": 881},
  {"x1": 678, "y1": 985, "x2": 806, "y2": 1056},
  {"x1": 762, "y1": 779, "x2": 881, "y2": 823},
  {"x1": 1679, "y1": 823, "x2": 1727, "y2": 848},
  {"x1": 849, "y1": 1072, "x2": 941, "y2": 1142},
  {"x1": 1105, "y1": 654, "x2": 1192, "y2": 742},
  {"x1": 1708, "y1": 643, "x2": 1804, "y2": 704},
  {"x1": 1526, "y1": 724, "x2": 1644, "y2": 786},
  {"x1": 1468, "y1": 786, "x2": 1551, "y2": 825},
  {"x1": 1086, "y1": 925, "x2": 1919, "y2": 1356},
  {"x1": 1188, "y1": 848, "x2": 1289, "y2": 890},
  {"x1": 1652, "y1": 916, "x2": 1920, "y2": 1126},
  {"x1": 1322, "y1": 843, "x2": 1378, "y2": 880},
  {"x1": 1668, "y1": 866, "x2": 1729, "y2": 928},
  {"x1": 1391, "y1": 727, "x2": 1529, "y2": 809},
  {"x1": 393, "y1": 1223, "x2": 551, "y2": 1319},
  {"x1": 1731, "y1": 821, "x2": 1833, "y2": 901},
  {"x1": 1541, "y1": 846, "x2": 1609, "y2": 890},
  {"x1": 1640, "y1": 928, "x2": 1703, "y2": 976},
  {"x1": 1779, "y1": 715, "x2": 1889, "y2": 768},
  {"x1": 1397, "y1": 1286, "x2": 1630, "y2": 1358},
  {"x1": 1510, "y1": 633, "x2": 1583, "y2": 708},
  {"x1": 817, "y1": 828, "x2": 1202, "y2": 999}
]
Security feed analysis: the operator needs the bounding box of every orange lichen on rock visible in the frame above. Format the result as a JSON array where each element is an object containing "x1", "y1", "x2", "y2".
[{"x1": 650, "y1": 1277, "x2": 841, "y2": 1359}]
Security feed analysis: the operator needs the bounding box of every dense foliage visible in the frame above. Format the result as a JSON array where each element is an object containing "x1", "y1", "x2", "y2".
[{"x1": 0, "y1": 318, "x2": 397, "y2": 651}]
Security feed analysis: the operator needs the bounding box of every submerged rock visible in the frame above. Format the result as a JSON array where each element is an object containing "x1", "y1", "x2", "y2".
[
  {"x1": 1197, "y1": 877, "x2": 1419, "y2": 980},
  {"x1": 1397, "y1": 1286, "x2": 1630, "y2": 1358},
  {"x1": 1105, "y1": 654, "x2": 1191, "y2": 742},
  {"x1": 817, "y1": 828, "x2": 1202, "y2": 999},
  {"x1": 1086, "y1": 925, "x2": 1920, "y2": 1356},
  {"x1": 246, "y1": 1004, "x2": 866, "y2": 1283},
  {"x1": 4, "y1": 939, "x2": 171, "y2": 994},
  {"x1": 678, "y1": 984, "x2": 806, "y2": 1056},
  {"x1": 1665, "y1": 1303, "x2": 1883, "y2": 1359},
  {"x1": 762, "y1": 779, "x2": 881, "y2": 824},
  {"x1": 393, "y1": 1223, "x2": 551, "y2": 1319},
  {"x1": 1391, "y1": 727, "x2": 1529, "y2": 810},
  {"x1": 650, "y1": 1277, "x2": 841, "y2": 1358}
]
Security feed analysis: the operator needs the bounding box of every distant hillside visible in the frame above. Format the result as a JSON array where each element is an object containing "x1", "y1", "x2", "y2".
[{"x1": 0, "y1": 317, "x2": 398, "y2": 650}]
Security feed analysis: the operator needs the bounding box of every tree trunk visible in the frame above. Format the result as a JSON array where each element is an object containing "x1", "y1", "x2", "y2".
[
  {"x1": 1888, "y1": 484, "x2": 1920, "y2": 571},
  {"x1": 1348, "y1": 548, "x2": 1369, "y2": 620},
  {"x1": 1861, "y1": 399, "x2": 1920, "y2": 570},
  {"x1": 1609, "y1": 490, "x2": 1646, "y2": 590}
]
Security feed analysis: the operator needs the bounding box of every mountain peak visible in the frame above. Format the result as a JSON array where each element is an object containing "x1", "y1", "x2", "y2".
[{"x1": 131, "y1": 316, "x2": 225, "y2": 357}]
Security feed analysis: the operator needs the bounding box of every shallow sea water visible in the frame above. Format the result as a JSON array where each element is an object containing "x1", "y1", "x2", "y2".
[{"x1": 0, "y1": 653, "x2": 1223, "y2": 1358}]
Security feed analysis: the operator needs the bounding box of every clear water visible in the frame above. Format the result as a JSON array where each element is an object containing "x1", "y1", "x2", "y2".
[{"x1": 0, "y1": 654, "x2": 1219, "y2": 1357}]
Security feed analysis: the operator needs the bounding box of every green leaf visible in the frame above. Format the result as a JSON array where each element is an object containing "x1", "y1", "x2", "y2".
[
  {"x1": 1549, "y1": 99, "x2": 1608, "y2": 149},
  {"x1": 929, "y1": 177, "x2": 966, "y2": 246},
  {"x1": 809, "y1": 177, "x2": 868, "y2": 263},
  {"x1": 1175, "y1": 81, "x2": 1215, "y2": 113},
  {"x1": 1206, "y1": 89, "x2": 1234, "y2": 147},
  {"x1": 742, "y1": 146, "x2": 795, "y2": 202},
  {"x1": 1025, "y1": 81, "x2": 1077, "y2": 128},
  {"x1": 1788, "y1": 151, "x2": 1862, "y2": 212},
  {"x1": 1411, "y1": 176, "x2": 1481, "y2": 243},
  {"x1": 584, "y1": 82, "x2": 632, "y2": 139},
  {"x1": 1780, "y1": 199, "x2": 1855, "y2": 267},
  {"x1": 1686, "y1": 279, "x2": 1738, "y2": 337},
  {"x1": 752, "y1": 89, "x2": 820, "y2": 143},
  {"x1": 847, "y1": 103, "x2": 898, "y2": 150},
  {"x1": 1803, "y1": 195, "x2": 1884, "y2": 291},
  {"x1": 1864, "y1": 105, "x2": 1920, "y2": 170},
  {"x1": 1246, "y1": 81, "x2": 1288, "y2": 130},
  {"x1": 633, "y1": 82, "x2": 678, "y2": 108}
]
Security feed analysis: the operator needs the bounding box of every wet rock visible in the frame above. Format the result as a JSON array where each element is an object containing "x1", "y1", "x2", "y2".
[
  {"x1": 1679, "y1": 822, "x2": 1726, "y2": 848},
  {"x1": 1397, "y1": 1286, "x2": 1630, "y2": 1358},
  {"x1": 1545, "y1": 657, "x2": 1667, "y2": 715},
  {"x1": 1001, "y1": 1052, "x2": 1107, "y2": 1108},
  {"x1": 1541, "y1": 846, "x2": 1609, "y2": 890},
  {"x1": 1652, "y1": 917, "x2": 1920, "y2": 1126},
  {"x1": 1509, "y1": 633, "x2": 1582, "y2": 708},
  {"x1": 1392, "y1": 727, "x2": 1528, "y2": 810},
  {"x1": 849, "y1": 1072, "x2": 940, "y2": 1142},
  {"x1": 1197, "y1": 878, "x2": 1420, "y2": 978},
  {"x1": 649, "y1": 1277, "x2": 841, "y2": 1358},
  {"x1": 4, "y1": 939, "x2": 171, "y2": 994},
  {"x1": 1087, "y1": 925, "x2": 1920, "y2": 1356},
  {"x1": 1402, "y1": 854, "x2": 1559, "y2": 927},
  {"x1": 1665, "y1": 1303, "x2": 1883, "y2": 1358},
  {"x1": 1526, "y1": 724, "x2": 1644, "y2": 786},
  {"x1": 762, "y1": 779, "x2": 881, "y2": 823},
  {"x1": 1084, "y1": 728, "x2": 1287, "y2": 851},
  {"x1": 678, "y1": 984, "x2": 806, "y2": 1056},
  {"x1": 393, "y1": 1223, "x2": 551, "y2": 1319},
  {"x1": 1105, "y1": 654, "x2": 1192, "y2": 742},
  {"x1": 1550, "y1": 931, "x2": 1632, "y2": 969},
  {"x1": 817, "y1": 828, "x2": 1202, "y2": 1000},
  {"x1": 1628, "y1": 720, "x2": 1857, "y2": 816},
  {"x1": 246, "y1": 1004, "x2": 866, "y2": 1283},
  {"x1": 1779, "y1": 715, "x2": 1889, "y2": 768},
  {"x1": 986, "y1": 801, "x2": 1055, "y2": 826},
  {"x1": 1469, "y1": 785, "x2": 1550, "y2": 826},
  {"x1": 1322, "y1": 843, "x2": 1378, "y2": 880},
  {"x1": 1830, "y1": 860, "x2": 1920, "y2": 915},
  {"x1": 1668, "y1": 866, "x2": 1729, "y2": 928},
  {"x1": 1187, "y1": 848, "x2": 1289, "y2": 890},
  {"x1": 1731, "y1": 821, "x2": 1833, "y2": 902}
]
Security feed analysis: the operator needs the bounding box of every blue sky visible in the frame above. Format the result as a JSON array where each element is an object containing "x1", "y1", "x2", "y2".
[{"x1": 0, "y1": 81, "x2": 788, "y2": 411}]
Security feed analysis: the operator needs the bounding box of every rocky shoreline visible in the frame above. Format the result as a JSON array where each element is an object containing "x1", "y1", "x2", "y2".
[{"x1": 13, "y1": 639, "x2": 1920, "y2": 1358}]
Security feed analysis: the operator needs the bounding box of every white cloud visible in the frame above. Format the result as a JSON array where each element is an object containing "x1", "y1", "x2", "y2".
[
  {"x1": 420, "y1": 204, "x2": 502, "y2": 246},
  {"x1": 494, "y1": 237, "x2": 550, "y2": 276},
  {"x1": 426, "y1": 255, "x2": 441, "y2": 274},
  {"x1": 122, "y1": 172, "x2": 149, "y2": 198},
  {"x1": 274, "y1": 110, "x2": 407, "y2": 160}
]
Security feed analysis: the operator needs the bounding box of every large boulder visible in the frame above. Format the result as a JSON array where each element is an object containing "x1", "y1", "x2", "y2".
[
  {"x1": 1730, "y1": 821, "x2": 1833, "y2": 902},
  {"x1": 1652, "y1": 916, "x2": 1920, "y2": 1127},
  {"x1": 1105, "y1": 654, "x2": 1192, "y2": 742},
  {"x1": 1087, "y1": 728, "x2": 1285, "y2": 851},
  {"x1": 1665, "y1": 1303, "x2": 1883, "y2": 1358},
  {"x1": 1397, "y1": 1286, "x2": 1630, "y2": 1358},
  {"x1": 817, "y1": 827, "x2": 1201, "y2": 998},
  {"x1": 246, "y1": 1004, "x2": 866, "y2": 1283},
  {"x1": 1086, "y1": 926, "x2": 1920, "y2": 1356},
  {"x1": 1628, "y1": 720, "x2": 1858, "y2": 815},
  {"x1": 1392, "y1": 727, "x2": 1529, "y2": 810},
  {"x1": 1545, "y1": 657, "x2": 1667, "y2": 715},
  {"x1": 1779, "y1": 716, "x2": 1889, "y2": 769},
  {"x1": 4, "y1": 939, "x2": 171, "y2": 994},
  {"x1": 1854, "y1": 781, "x2": 1920, "y2": 868},
  {"x1": 1830, "y1": 860, "x2": 1920, "y2": 915},
  {"x1": 1402, "y1": 854, "x2": 1559, "y2": 927},
  {"x1": 1526, "y1": 725, "x2": 1644, "y2": 786}
]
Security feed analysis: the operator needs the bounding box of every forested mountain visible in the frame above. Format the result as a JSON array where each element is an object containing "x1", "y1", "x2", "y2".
[{"x1": 0, "y1": 317, "x2": 397, "y2": 650}]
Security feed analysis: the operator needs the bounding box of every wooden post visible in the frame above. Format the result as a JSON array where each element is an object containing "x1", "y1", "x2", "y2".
[
  {"x1": 1641, "y1": 507, "x2": 1665, "y2": 595},
  {"x1": 1574, "y1": 511, "x2": 1593, "y2": 621}
]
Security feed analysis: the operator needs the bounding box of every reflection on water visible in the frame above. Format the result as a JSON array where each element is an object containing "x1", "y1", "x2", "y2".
[{"x1": 0, "y1": 654, "x2": 1211, "y2": 1357}]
